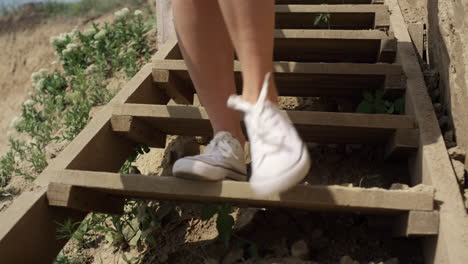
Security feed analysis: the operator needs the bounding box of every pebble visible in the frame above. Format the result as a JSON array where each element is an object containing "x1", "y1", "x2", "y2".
[
  {"x1": 448, "y1": 146, "x2": 466, "y2": 162},
  {"x1": 444, "y1": 130, "x2": 454, "y2": 142},
  {"x1": 222, "y1": 248, "x2": 244, "y2": 264},
  {"x1": 431, "y1": 88, "x2": 441, "y2": 99},
  {"x1": 464, "y1": 189, "x2": 468, "y2": 209},
  {"x1": 438, "y1": 115, "x2": 449, "y2": 128},
  {"x1": 433, "y1": 102, "x2": 442, "y2": 113},
  {"x1": 340, "y1": 256, "x2": 359, "y2": 264},
  {"x1": 205, "y1": 258, "x2": 219, "y2": 264},
  {"x1": 310, "y1": 229, "x2": 323, "y2": 240},
  {"x1": 451, "y1": 159, "x2": 466, "y2": 185},
  {"x1": 384, "y1": 258, "x2": 399, "y2": 264},
  {"x1": 291, "y1": 240, "x2": 309, "y2": 260},
  {"x1": 390, "y1": 183, "x2": 410, "y2": 190}
]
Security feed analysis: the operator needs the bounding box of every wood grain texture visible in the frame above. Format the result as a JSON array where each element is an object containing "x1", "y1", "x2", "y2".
[
  {"x1": 276, "y1": 5, "x2": 390, "y2": 30},
  {"x1": 47, "y1": 183, "x2": 125, "y2": 215},
  {"x1": 112, "y1": 104, "x2": 417, "y2": 144},
  {"x1": 152, "y1": 60, "x2": 406, "y2": 97},
  {"x1": 48, "y1": 169, "x2": 434, "y2": 213},
  {"x1": 111, "y1": 115, "x2": 167, "y2": 148},
  {"x1": 393, "y1": 211, "x2": 439, "y2": 237}
]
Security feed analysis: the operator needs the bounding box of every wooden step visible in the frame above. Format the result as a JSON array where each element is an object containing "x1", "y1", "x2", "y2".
[
  {"x1": 152, "y1": 60, "x2": 406, "y2": 102},
  {"x1": 47, "y1": 169, "x2": 434, "y2": 214},
  {"x1": 274, "y1": 29, "x2": 396, "y2": 63},
  {"x1": 273, "y1": 29, "x2": 397, "y2": 63},
  {"x1": 276, "y1": 0, "x2": 384, "y2": 4},
  {"x1": 276, "y1": 5, "x2": 390, "y2": 30},
  {"x1": 110, "y1": 104, "x2": 418, "y2": 156},
  {"x1": 166, "y1": 30, "x2": 396, "y2": 63}
]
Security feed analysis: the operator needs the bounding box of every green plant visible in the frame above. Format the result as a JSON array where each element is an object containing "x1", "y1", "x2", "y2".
[
  {"x1": 202, "y1": 203, "x2": 235, "y2": 248},
  {"x1": 90, "y1": 200, "x2": 172, "y2": 249},
  {"x1": 356, "y1": 89, "x2": 405, "y2": 114},
  {"x1": 120, "y1": 145, "x2": 150, "y2": 174},
  {"x1": 56, "y1": 217, "x2": 96, "y2": 248},
  {"x1": 314, "y1": 12, "x2": 331, "y2": 29},
  {"x1": 53, "y1": 252, "x2": 79, "y2": 264}
]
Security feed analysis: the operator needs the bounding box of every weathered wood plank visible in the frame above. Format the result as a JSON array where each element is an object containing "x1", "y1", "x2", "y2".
[
  {"x1": 48, "y1": 169, "x2": 434, "y2": 213},
  {"x1": 151, "y1": 38, "x2": 180, "y2": 61},
  {"x1": 387, "y1": 0, "x2": 468, "y2": 262},
  {"x1": 393, "y1": 211, "x2": 439, "y2": 237},
  {"x1": 277, "y1": 29, "x2": 396, "y2": 63},
  {"x1": 385, "y1": 129, "x2": 420, "y2": 160},
  {"x1": 110, "y1": 115, "x2": 167, "y2": 148},
  {"x1": 47, "y1": 183, "x2": 125, "y2": 215},
  {"x1": 0, "y1": 62, "x2": 163, "y2": 263},
  {"x1": 153, "y1": 69, "x2": 193, "y2": 105},
  {"x1": 407, "y1": 23, "x2": 425, "y2": 60},
  {"x1": 112, "y1": 104, "x2": 417, "y2": 144},
  {"x1": 152, "y1": 60, "x2": 406, "y2": 98},
  {"x1": 276, "y1": 5, "x2": 390, "y2": 30}
]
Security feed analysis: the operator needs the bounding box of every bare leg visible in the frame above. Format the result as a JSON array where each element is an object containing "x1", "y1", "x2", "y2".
[
  {"x1": 217, "y1": 0, "x2": 278, "y2": 104},
  {"x1": 172, "y1": 0, "x2": 246, "y2": 144}
]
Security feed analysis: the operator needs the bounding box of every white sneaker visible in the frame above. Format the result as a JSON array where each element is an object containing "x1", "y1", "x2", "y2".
[
  {"x1": 227, "y1": 72, "x2": 311, "y2": 196},
  {"x1": 172, "y1": 132, "x2": 247, "y2": 181}
]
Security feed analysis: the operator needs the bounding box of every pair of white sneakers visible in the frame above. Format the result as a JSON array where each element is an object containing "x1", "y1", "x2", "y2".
[{"x1": 172, "y1": 73, "x2": 311, "y2": 197}]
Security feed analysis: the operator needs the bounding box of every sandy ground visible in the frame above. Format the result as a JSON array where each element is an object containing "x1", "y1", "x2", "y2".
[{"x1": 0, "y1": 8, "x2": 117, "y2": 157}]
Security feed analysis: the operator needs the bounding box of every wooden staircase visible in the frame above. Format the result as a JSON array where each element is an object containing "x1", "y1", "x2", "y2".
[
  {"x1": 7, "y1": 1, "x2": 468, "y2": 263},
  {"x1": 46, "y1": 0, "x2": 437, "y2": 235}
]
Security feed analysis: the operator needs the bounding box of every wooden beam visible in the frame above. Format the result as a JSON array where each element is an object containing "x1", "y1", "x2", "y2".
[
  {"x1": 276, "y1": 5, "x2": 390, "y2": 30},
  {"x1": 47, "y1": 183, "x2": 125, "y2": 215},
  {"x1": 0, "y1": 63, "x2": 162, "y2": 263},
  {"x1": 111, "y1": 115, "x2": 166, "y2": 148},
  {"x1": 407, "y1": 23, "x2": 425, "y2": 60},
  {"x1": 274, "y1": 29, "x2": 396, "y2": 63},
  {"x1": 385, "y1": 129, "x2": 420, "y2": 160},
  {"x1": 387, "y1": 0, "x2": 468, "y2": 262},
  {"x1": 0, "y1": 188, "x2": 86, "y2": 264},
  {"x1": 393, "y1": 211, "x2": 439, "y2": 237},
  {"x1": 153, "y1": 69, "x2": 193, "y2": 105},
  {"x1": 112, "y1": 104, "x2": 416, "y2": 145},
  {"x1": 153, "y1": 60, "x2": 406, "y2": 97},
  {"x1": 48, "y1": 169, "x2": 434, "y2": 213},
  {"x1": 151, "y1": 38, "x2": 180, "y2": 61},
  {"x1": 378, "y1": 37, "x2": 398, "y2": 63}
]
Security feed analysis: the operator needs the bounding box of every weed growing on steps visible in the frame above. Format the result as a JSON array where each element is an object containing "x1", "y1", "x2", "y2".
[
  {"x1": 356, "y1": 89, "x2": 405, "y2": 114},
  {"x1": 0, "y1": 7, "x2": 152, "y2": 195},
  {"x1": 314, "y1": 12, "x2": 332, "y2": 29}
]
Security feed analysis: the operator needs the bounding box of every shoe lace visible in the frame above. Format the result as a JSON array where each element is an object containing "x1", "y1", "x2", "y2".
[
  {"x1": 205, "y1": 133, "x2": 239, "y2": 159},
  {"x1": 228, "y1": 73, "x2": 285, "y2": 150}
]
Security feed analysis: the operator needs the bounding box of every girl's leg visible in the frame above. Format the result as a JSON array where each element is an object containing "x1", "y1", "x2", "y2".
[
  {"x1": 217, "y1": 0, "x2": 278, "y2": 104},
  {"x1": 172, "y1": 0, "x2": 245, "y2": 144}
]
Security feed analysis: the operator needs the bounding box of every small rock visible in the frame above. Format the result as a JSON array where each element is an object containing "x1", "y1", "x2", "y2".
[
  {"x1": 444, "y1": 130, "x2": 454, "y2": 142},
  {"x1": 205, "y1": 258, "x2": 219, "y2": 264},
  {"x1": 310, "y1": 229, "x2": 323, "y2": 239},
  {"x1": 384, "y1": 258, "x2": 399, "y2": 264},
  {"x1": 431, "y1": 88, "x2": 440, "y2": 99},
  {"x1": 438, "y1": 116, "x2": 449, "y2": 128},
  {"x1": 291, "y1": 240, "x2": 309, "y2": 260},
  {"x1": 448, "y1": 146, "x2": 466, "y2": 162},
  {"x1": 451, "y1": 159, "x2": 466, "y2": 185},
  {"x1": 390, "y1": 183, "x2": 410, "y2": 190},
  {"x1": 433, "y1": 103, "x2": 442, "y2": 113},
  {"x1": 464, "y1": 190, "x2": 468, "y2": 209},
  {"x1": 222, "y1": 248, "x2": 244, "y2": 264},
  {"x1": 340, "y1": 256, "x2": 354, "y2": 264},
  {"x1": 280, "y1": 256, "x2": 315, "y2": 264}
]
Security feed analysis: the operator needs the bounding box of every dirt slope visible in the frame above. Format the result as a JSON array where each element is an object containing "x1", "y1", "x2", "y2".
[{"x1": 0, "y1": 6, "x2": 117, "y2": 157}]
